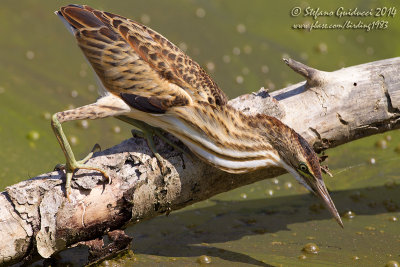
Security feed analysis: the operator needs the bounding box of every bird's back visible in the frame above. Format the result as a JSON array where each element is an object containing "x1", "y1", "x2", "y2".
[{"x1": 57, "y1": 5, "x2": 228, "y2": 114}]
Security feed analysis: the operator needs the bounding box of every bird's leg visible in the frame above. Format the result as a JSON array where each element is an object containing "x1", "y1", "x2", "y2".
[
  {"x1": 141, "y1": 126, "x2": 168, "y2": 174},
  {"x1": 52, "y1": 113, "x2": 110, "y2": 198},
  {"x1": 51, "y1": 94, "x2": 131, "y2": 198},
  {"x1": 117, "y1": 116, "x2": 167, "y2": 173},
  {"x1": 117, "y1": 116, "x2": 189, "y2": 174}
]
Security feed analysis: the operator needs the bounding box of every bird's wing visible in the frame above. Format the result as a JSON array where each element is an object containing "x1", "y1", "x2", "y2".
[{"x1": 57, "y1": 5, "x2": 228, "y2": 114}]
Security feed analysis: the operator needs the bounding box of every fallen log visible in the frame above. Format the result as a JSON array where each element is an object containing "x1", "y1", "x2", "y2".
[{"x1": 1, "y1": 57, "x2": 399, "y2": 265}]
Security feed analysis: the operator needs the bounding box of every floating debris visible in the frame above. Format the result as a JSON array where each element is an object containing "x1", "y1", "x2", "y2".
[
  {"x1": 235, "y1": 76, "x2": 244, "y2": 84},
  {"x1": 71, "y1": 90, "x2": 78, "y2": 98},
  {"x1": 368, "y1": 157, "x2": 376, "y2": 165},
  {"x1": 233, "y1": 47, "x2": 241, "y2": 55},
  {"x1": 316, "y1": 42, "x2": 328, "y2": 54},
  {"x1": 236, "y1": 23, "x2": 246, "y2": 34},
  {"x1": 261, "y1": 65, "x2": 269, "y2": 74},
  {"x1": 265, "y1": 189, "x2": 274, "y2": 196},
  {"x1": 77, "y1": 120, "x2": 89, "y2": 129},
  {"x1": 366, "y1": 47, "x2": 374, "y2": 56},
  {"x1": 302, "y1": 243, "x2": 319, "y2": 254},
  {"x1": 265, "y1": 81, "x2": 275, "y2": 90},
  {"x1": 388, "y1": 216, "x2": 398, "y2": 222},
  {"x1": 206, "y1": 62, "x2": 215, "y2": 72},
  {"x1": 222, "y1": 55, "x2": 231, "y2": 63},
  {"x1": 342, "y1": 210, "x2": 356, "y2": 219},
  {"x1": 197, "y1": 255, "x2": 211, "y2": 264},
  {"x1": 112, "y1": 126, "x2": 121, "y2": 134},
  {"x1": 243, "y1": 45, "x2": 252, "y2": 54},
  {"x1": 284, "y1": 181, "x2": 293, "y2": 190},
  {"x1": 140, "y1": 14, "x2": 151, "y2": 24},
  {"x1": 79, "y1": 69, "x2": 87, "y2": 77},
  {"x1": 240, "y1": 193, "x2": 247, "y2": 199},
  {"x1": 356, "y1": 35, "x2": 365, "y2": 43},
  {"x1": 375, "y1": 139, "x2": 388, "y2": 149},
  {"x1": 42, "y1": 112, "x2": 51, "y2": 120},
  {"x1": 27, "y1": 130, "x2": 40, "y2": 141},
  {"x1": 195, "y1": 8, "x2": 206, "y2": 18},
  {"x1": 26, "y1": 50, "x2": 35, "y2": 60},
  {"x1": 69, "y1": 135, "x2": 79, "y2": 146},
  {"x1": 385, "y1": 260, "x2": 400, "y2": 267}
]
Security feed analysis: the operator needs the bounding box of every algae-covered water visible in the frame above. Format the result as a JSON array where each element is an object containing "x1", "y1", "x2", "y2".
[{"x1": 1, "y1": 0, "x2": 400, "y2": 266}]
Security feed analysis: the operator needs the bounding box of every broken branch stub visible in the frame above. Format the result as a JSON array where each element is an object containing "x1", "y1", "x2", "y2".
[{"x1": 283, "y1": 58, "x2": 331, "y2": 88}]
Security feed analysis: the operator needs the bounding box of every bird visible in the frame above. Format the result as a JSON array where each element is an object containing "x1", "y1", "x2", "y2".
[{"x1": 53, "y1": 4, "x2": 343, "y2": 227}]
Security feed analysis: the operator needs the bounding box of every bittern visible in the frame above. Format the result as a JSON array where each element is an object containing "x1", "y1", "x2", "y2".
[{"x1": 53, "y1": 5, "x2": 343, "y2": 227}]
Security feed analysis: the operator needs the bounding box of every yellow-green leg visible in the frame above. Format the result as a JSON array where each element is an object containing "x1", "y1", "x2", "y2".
[
  {"x1": 52, "y1": 114, "x2": 110, "y2": 198},
  {"x1": 50, "y1": 94, "x2": 132, "y2": 198}
]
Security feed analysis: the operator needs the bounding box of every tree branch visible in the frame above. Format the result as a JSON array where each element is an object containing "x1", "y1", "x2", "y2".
[{"x1": 1, "y1": 57, "x2": 400, "y2": 265}]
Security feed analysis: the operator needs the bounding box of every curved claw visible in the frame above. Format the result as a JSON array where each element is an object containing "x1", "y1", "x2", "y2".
[
  {"x1": 54, "y1": 163, "x2": 66, "y2": 171},
  {"x1": 92, "y1": 143, "x2": 101, "y2": 153}
]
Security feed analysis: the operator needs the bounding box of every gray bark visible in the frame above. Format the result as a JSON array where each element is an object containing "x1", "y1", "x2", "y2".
[{"x1": 1, "y1": 57, "x2": 399, "y2": 265}]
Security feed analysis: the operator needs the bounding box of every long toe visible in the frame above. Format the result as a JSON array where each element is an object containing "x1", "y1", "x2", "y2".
[
  {"x1": 75, "y1": 164, "x2": 111, "y2": 185},
  {"x1": 77, "y1": 144, "x2": 102, "y2": 164},
  {"x1": 154, "y1": 152, "x2": 168, "y2": 175}
]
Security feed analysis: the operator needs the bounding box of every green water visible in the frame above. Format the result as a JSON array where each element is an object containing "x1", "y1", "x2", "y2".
[{"x1": 1, "y1": 0, "x2": 400, "y2": 266}]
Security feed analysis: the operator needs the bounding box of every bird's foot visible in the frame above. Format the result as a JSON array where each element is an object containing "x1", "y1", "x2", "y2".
[
  {"x1": 54, "y1": 144, "x2": 110, "y2": 199},
  {"x1": 131, "y1": 129, "x2": 168, "y2": 174}
]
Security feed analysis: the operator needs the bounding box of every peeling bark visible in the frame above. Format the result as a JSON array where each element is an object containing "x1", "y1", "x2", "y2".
[{"x1": 1, "y1": 57, "x2": 400, "y2": 265}]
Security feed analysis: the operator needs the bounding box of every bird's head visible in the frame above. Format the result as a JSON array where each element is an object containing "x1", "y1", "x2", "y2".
[{"x1": 268, "y1": 122, "x2": 343, "y2": 227}]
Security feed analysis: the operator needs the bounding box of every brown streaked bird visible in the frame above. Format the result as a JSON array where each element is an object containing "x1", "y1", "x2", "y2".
[{"x1": 53, "y1": 5, "x2": 343, "y2": 227}]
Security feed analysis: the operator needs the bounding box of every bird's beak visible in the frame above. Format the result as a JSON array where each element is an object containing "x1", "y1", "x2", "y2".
[{"x1": 309, "y1": 177, "x2": 343, "y2": 228}]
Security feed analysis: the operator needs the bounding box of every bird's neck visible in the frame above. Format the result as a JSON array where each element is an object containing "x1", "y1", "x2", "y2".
[{"x1": 154, "y1": 102, "x2": 290, "y2": 173}]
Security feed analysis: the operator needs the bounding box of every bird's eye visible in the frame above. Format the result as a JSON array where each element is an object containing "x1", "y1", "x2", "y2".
[{"x1": 299, "y1": 163, "x2": 308, "y2": 172}]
